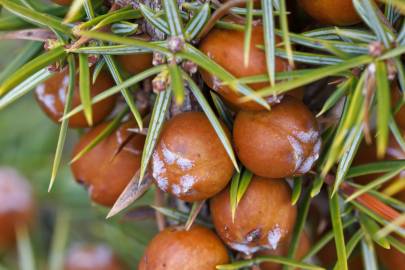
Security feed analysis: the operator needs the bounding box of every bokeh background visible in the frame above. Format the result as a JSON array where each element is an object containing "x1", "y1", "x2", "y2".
[{"x1": 0, "y1": 35, "x2": 156, "y2": 270}]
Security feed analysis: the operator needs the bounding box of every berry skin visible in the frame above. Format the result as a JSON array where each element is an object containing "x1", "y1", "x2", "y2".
[
  {"x1": 116, "y1": 34, "x2": 153, "y2": 75},
  {"x1": 233, "y1": 96, "x2": 321, "y2": 178},
  {"x1": 0, "y1": 168, "x2": 35, "y2": 250},
  {"x1": 64, "y1": 244, "x2": 126, "y2": 270},
  {"x1": 210, "y1": 176, "x2": 297, "y2": 255},
  {"x1": 35, "y1": 68, "x2": 116, "y2": 128},
  {"x1": 151, "y1": 112, "x2": 234, "y2": 202},
  {"x1": 199, "y1": 24, "x2": 295, "y2": 110},
  {"x1": 257, "y1": 230, "x2": 311, "y2": 270},
  {"x1": 298, "y1": 0, "x2": 361, "y2": 26},
  {"x1": 51, "y1": 0, "x2": 72, "y2": 5},
  {"x1": 138, "y1": 225, "x2": 229, "y2": 270},
  {"x1": 71, "y1": 121, "x2": 145, "y2": 207}
]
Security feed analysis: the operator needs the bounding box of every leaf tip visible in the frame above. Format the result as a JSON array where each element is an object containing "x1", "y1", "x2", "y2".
[
  {"x1": 105, "y1": 209, "x2": 115, "y2": 219},
  {"x1": 84, "y1": 112, "x2": 93, "y2": 127},
  {"x1": 70, "y1": 155, "x2": 79, "y2": 165},
  {"x1": 48, "y1": 178, "x2": 55, "y2": 193}
]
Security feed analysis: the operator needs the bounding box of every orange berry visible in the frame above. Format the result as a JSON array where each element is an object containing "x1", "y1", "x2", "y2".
[
  {"x1": 35, "y1": 68, "x2": 116, "y2": 128},
  {"x1": 199, "y1": 24, "x2": 293, "y2": 110},
  {"x1": 233, "y1": 97, "x2": 321, "y2": 178},
  {"x1": 138, "y1": 225, "x2": 229, "y2": 270},
  {"x1": 116, "y1": 34, "x2": 153, "y2": 75},
  {"x1": 151, "y1": 112, "x2": 234, "y2": 202},
  {"x1": 71, "y1": 121, "x2": 145, "y2": 206},
  {"x1": 298, "y1": 0, "x2": 361, "y2": 26},
  {"x1": 210, "y1": 176, "x2": 297, "y2": 255}
]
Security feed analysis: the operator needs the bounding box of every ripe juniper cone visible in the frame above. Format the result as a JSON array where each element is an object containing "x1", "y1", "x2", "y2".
[
  {"x1": 138, "y1": 225, "x2": 229, "y2": 270},
  {"x1": 116, "y1": 34, "x2": 153, "y2": 75},
  {"x1": 199, "y1": 23, "x2": 296, "y2": 110},
  {"x1": 151, "y1": 112, "x2": 234, "y2": 202},
  {"x1": 35, "y1": 68, "x2": 116, "y2": 128},
  {"x1": 210, "y1": 176, "x2": 297, "y2": 255},
  {"x1": 298, "y1": 0, "x2": 361, "y2": 26},
  {"x1": 258, "y1": 230, "x2": 311, "y2": 270},
  {"x1": 234, "y1": 96, "x2": 321, "y2": 178},
  {"x1": 71, "y1": 121, "x2": 145, "y2": 207},
  {"x1": 1, "y1": 0, "x2": 405, "y2": 268},
  {"x1": 0, "y1": 168, "x2": 35, "y2": 250},
  {"x1": 64, "y1": 243, "x2": 126, "y2": 270}
]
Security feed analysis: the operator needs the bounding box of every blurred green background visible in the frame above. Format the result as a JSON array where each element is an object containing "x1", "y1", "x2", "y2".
[{"x1": 0, "y1": 38, "x2": 156, "y2": 269}]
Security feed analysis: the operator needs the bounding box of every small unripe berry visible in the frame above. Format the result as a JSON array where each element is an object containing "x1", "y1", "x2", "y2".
[
  {"x1": 64, "y1": 243, "x2": 126, "y2": 270},
  {"x1": 71, "y1": 121, "x2": 145, "y2": 206},
  {"x1": 35, "y1": 68, "x2": 116, "y2": 128},
  {"x1": 151, "y1": 112, "x2": 234, "y2": 202},
  {"x1": 0, "y1": 168, "x2": 35, "y2": 250},
  {"x1": 138, "y1": 225, "x2": 229, "y2": 270},
  {"x1": 233, "y1": 97, "x2": 321, "y2": 178},
  {"x1": 210, "y1": 176, "x2": 297, "y2": 255}
]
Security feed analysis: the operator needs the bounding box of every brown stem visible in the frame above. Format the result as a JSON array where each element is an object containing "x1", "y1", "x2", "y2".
[
  {"x1": 111, "y1": 133, "x2": 137, "y2": 160},
  {"x1": 196, "y1": 0, "x2": 251, "y2": 40},
  {"x1": 154, "y1": 188, "x2": 166, "y2": 231},
  {"x1": 68, "y1": 36, "x2": 92, "y2": 50}
]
